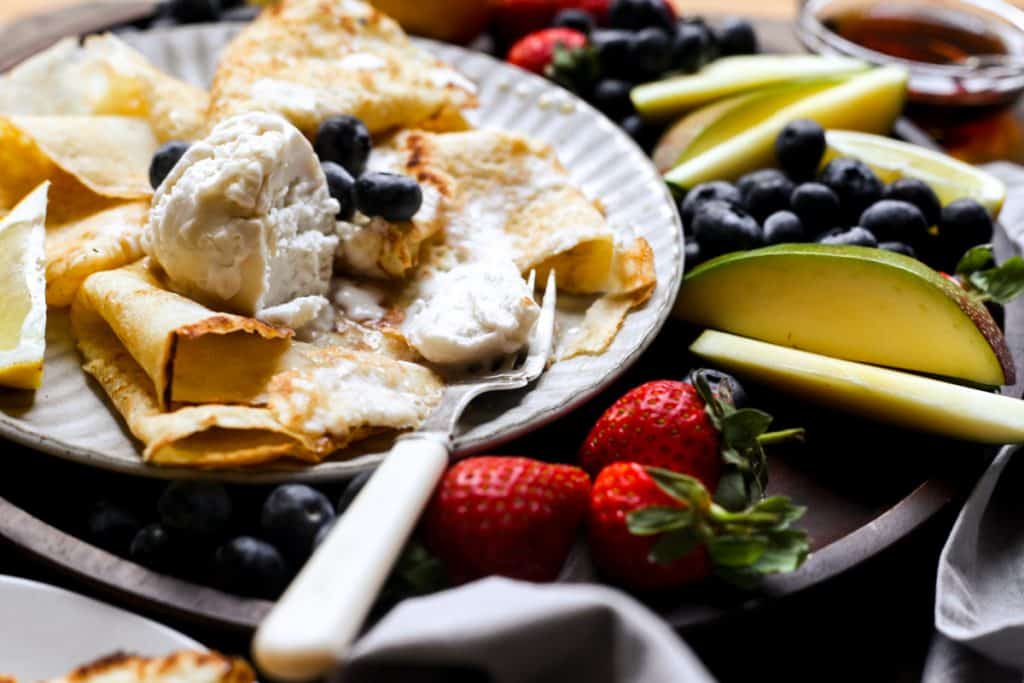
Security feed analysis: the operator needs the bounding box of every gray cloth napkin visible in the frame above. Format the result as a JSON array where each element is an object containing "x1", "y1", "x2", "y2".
[
  {"x1": 924, "y1": 164, "x2": 1024, "y2": 682},
  {"x1": 342, "y1": 577, "x2": 715, "y2": 683}
]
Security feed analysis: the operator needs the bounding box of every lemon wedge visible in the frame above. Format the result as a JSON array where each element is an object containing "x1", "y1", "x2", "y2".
[
  {"x1": 824, "y1": 130, "x2": 1006, "y2": 215},
  {"x1": 0, "y1": 182, "x2": 49, "y2": 390}
]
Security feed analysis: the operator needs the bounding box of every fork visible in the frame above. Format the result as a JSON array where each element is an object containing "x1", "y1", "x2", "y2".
[{"x1": 252, "y1": 271, "x2": 558, "y2": 681}]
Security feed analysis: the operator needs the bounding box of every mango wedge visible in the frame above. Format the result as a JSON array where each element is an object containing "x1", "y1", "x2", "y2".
[
  {"x1": 632, "y1": 55, "x2": 868, "y2": 121},
  {"x1": 690, "y1": 331, "x2": 1024, "y2": 444},
  {"x1": 675, "y1": 244, "x2": 1013, "y2": 387},
  {"x1": 652, "y1": 78, "x2": 845, "y2": 174},
  {"x1": 665, "y1": 66, "x2": 908, "y2": 189}
]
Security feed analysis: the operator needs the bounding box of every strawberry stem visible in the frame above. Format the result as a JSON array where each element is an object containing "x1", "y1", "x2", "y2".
[{"x1": 756, "y1": 428, "x2": 806, "y2": 446}]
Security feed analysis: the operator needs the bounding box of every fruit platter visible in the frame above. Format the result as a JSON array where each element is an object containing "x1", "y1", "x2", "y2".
[{"x1": 1, "y1": 0, "x2": 1023, "y2": 675}]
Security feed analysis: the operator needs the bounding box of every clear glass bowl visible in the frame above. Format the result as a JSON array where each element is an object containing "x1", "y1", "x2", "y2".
[{"x1": 797, "y1": 0, "x2": 1024, "y2": 109}]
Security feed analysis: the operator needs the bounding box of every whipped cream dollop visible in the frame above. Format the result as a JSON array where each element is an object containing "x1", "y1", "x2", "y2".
[
  {"x1": 143, "y1": 112, "x2": 339, "y2": 323},
  {"x1": 403, "y1": 260, "x2": 540, "y2": 365}
]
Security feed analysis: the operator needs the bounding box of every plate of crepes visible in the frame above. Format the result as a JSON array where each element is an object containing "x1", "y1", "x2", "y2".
[
  {"x1": 0, "y1": 575, "x2": 250, "y2": 682},
  {"x1": 0, "y1": 0, "x2": 680, "y2": 480}
]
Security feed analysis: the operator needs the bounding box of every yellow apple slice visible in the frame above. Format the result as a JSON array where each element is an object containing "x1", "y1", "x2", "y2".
[
  {"x1": 0, "y1": 182, "x2": 49, "y2": 390},
  {"x1": 632, "y1": 55, "x2": 868, "y2": 121},
  {"x1": 675, "y1": 244, "x2": 1013, "y2": 386},
  {"x1": 824, "y1": 130, "x2": 1007, "y2": 215},
  {"x1": 665, "y1": 66, "x2": 908, "y2": 189},
  {"x1": 690, "y1": 330, "x2": 1024, "y2": 444},
  {"x1": 652, "y1": 78, "x2": 846, "y2": 174}
]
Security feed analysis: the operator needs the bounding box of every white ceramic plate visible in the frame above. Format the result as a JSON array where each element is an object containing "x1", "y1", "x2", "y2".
[
  {"x1": 0, "y1": 575, "x2": 202, "y2": 679},
  {"x1": 0, "y1": 25, "x2": 683, "y2": 482}
]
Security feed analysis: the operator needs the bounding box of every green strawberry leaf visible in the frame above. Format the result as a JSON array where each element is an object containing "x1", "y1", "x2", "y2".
[
  {"x1": 720, "y1": 408, "x2": 773, "y2": 445},
  {"x1": 649, "y1": 527, "x2": 705, "y2": 565},
  {"x1": 627, "y1": 506, "x2": 696, "y2": 535},
  {"x1": 646, "y1": 467, "x2": 712, "y2": 511},
  {"x1": 955, "y1": 244, "x2": 995, "y2": 275},
  {"x1": 712, "y1": 470, "x2": 750, "y2": 511},
  {"x1": 707, "y1": 535, "x2": 767, "y2": 568},
  {"x1": 545, "y1": 45, "x2": 600, "y2": 94},
  {"x1": 748, "y1": 529, "x2": 811, "y2": 574},
  {"x1": 968, "y1": 257, "x2": 1024, "y2": 304}
]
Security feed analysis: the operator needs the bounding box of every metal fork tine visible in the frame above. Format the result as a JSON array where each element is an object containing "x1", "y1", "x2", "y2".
[{"x1": 521, "y1": 270, "x2": 556, "y2": 378}]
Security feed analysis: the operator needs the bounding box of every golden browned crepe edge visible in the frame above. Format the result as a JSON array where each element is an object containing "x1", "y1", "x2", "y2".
[{"x1": 45, "y1": 651, "x2": 254, "y2": 683}]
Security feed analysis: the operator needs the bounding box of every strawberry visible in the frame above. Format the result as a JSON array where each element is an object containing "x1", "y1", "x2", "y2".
[
  {"x1": 588, "y1": 462, "x2": 809, "y2": 591},
  {"x1": 579, "y1": 372, "x2": 804, "y2": 511},
  {"x1": 506, "y1": 27, "x2": 588, "y2": 75},
  {"x1": 423, "y1": 456, "x2": 591, "y2": 583},
  {"x1": 493, "y1": 0, "x2": 611, "y2": 44}
]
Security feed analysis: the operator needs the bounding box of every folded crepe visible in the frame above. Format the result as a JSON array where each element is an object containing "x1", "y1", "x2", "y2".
[
  {"x1": 378, "y1": 129, "x2": 656, "y2": 358},
  {"x1": 43, "y1": 652, "x2": 254, "y2": 683},
  {"x1": 0, "y1": 34, "x2": 209, "y2": 142},
  {"x1": 207, "y1": 0, "x2": 478, "y2": 136},
  {"x1": 71, "y1": 261, "x2": 443, "y2": 468}
]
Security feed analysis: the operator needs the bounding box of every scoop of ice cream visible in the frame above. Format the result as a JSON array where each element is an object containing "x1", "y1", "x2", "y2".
[
  {"x1": 143, "y1": 112, "x2": 339, "y2": 319},
  {"x1": 403, "y1": 260, "x2": 539, "y2": 365}
]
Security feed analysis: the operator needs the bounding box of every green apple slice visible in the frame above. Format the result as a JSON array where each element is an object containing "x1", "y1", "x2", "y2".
[
  {"x1": 632, "y1": 55, "x2": 869, "y2": 121},
  {"x1": 665, "y1": 66, "x2": 908, "y2": 189},
  {"x1": 690, "y1": 330, "x2": 1024, "y2": 444},
  {"x1": 824, "y1": 130, "x2": 1007, "y2": 215},
  {"x1": 652, "y1": 78, "x2": 846, "y2": 174},
  {"x1": 675, "y1": 244, "x2": 1014, "y2": 386}
]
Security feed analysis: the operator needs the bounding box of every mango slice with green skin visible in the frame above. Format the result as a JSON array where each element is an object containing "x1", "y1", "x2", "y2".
[
  {"x1": 675, "y1": 244, "x2": 1013, "y2": 387},
  {"x1": 632, "y1": 55, "x2": 869, "y2": 121},
  {"x1": 664, "y1": 66, "x2": 909, "y2": 189},
  {"x1": 823, "y1": 130, "x2": 1007, "y2": 215},
  {"x1": 690, "y1": 330, "x2": 1024, "y2": 444},
  {"x1": 651, "y1": 77, "x2": 847, "y2": 174}
]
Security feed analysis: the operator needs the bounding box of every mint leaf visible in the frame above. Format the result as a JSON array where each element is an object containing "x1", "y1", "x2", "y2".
[
  {"x1": 968, "y1": 257, "x2": 1024, "y2": 304},
  {"x1": 955, "y1": 244, "x2": 994, "y2": 275},
  {"x1": 627, "y1": 506, "x2": 695, "y2": 535}
]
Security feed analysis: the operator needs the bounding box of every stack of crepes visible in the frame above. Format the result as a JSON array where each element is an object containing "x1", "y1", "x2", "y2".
[{"x1": 3, "y1": 0, "x2": 656, "y2": 469}]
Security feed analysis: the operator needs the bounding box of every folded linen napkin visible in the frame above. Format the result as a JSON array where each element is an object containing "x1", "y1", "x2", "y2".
[
  {"x1": 924, "y1": 164, "x2": 1024, "y2": 682},
  {"x1": 341, "y1": 577, "x2": 716, "y2": 683}
]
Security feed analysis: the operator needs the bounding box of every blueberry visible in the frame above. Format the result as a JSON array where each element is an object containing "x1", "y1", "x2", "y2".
[
  {"x1": 320, "y1": 161, "x2": 356, "y2": 221},
  {"x1": 671, "y1": 22, "x2": 713, "y2": 72},
  {"x1": 149, "y1": 141, "x2": 190, "y2": 189},
  {"x1": 214, "y1": 537, "x2": 290, "y2": 600},
  {"x1": 337, "y1": 470, "x2": 373, "y2": 514},
  {"x1": 817, "y1": 226, "x2": 878, "y2": 248},
  {"x1": 590, "y1": 30, "x2": 633, "y2": 78},
  {"x1": 554, "y1": 9, "x2": 596, "y2": 35},
  {"x1": 818, "y1": 157, "x2": 883, "y2": 223},
  {"x1": 939, "y1": 198, "x2": 994, "y2": 253},
  {"x1": 679, "y1": 181, "x2": 742, "y2": 227},
  {"x1": 790, "y1": 182, "x2": 840, "y2": 236},
  {"x1": 87, "y1": 501, "x2": 141, "y2": 554},
  {"x1": 130, "y1": 524, "x2": 179, "y2": 572},
  {"x1": 763, "y1": 211, "x2": 806, "y2": 244},
  {"x1": 685, "y1": 368, "x2": 748, "y2": 408},
  {"x1": 715, "y1": 18, "x2": 758, "y2": 55},
  {"x1": 619, "y1": 114, "x2": 659, "y2": 151},
  {"x1": 261, "y1": 484, "x2": 335, "y2": 563},
  {"x1": 590, "y1": 79, "x2": 635, "y2": 120},
  {"x1": 859, "y1": 199, "x2": 928, "y2": 244},
  {"x1": 628, "y1": 28, "x2": 672, "y2": 78},
  {"x1": 157, "y1": 481, "x2": 231, "y2": 539},
  {"x1": 774, "y1": 119, "x2": 825, "y2": 180},
  {"x1": 356, "y1": 172, "x2": 423, "y2": 221},
  {"x1": 313, "y1": 519, "x2": 336, "y2": 549},
  {"x1": 883, "y1": 178, "x2": 942, "y2": 227},
  {"x1": 879, "y1": 241, "x2": 917, "y2": 258},
  {"x1": 314, "y1": 115, "x2": 372, "y2": 177},
  {"x1": 609, "y1": 0, "x2": 675, "y2": 32},
  {"x1": 692, "y1": 200, "x2": 762, "y2": 256},
  {"x1": 684, "y1": 239, "x2": 705, "y2": 267},
  {"x1": 738, "y1": 169, "x2": 794, "y2": 222},
  {"x1": 168, "y1": 0, "x2": 221, "y2": 23}
]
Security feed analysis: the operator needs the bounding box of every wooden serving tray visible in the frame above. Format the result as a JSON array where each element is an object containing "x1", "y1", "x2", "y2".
[{"x1": 0, "y1": 8, "x2": 1017, "y2": 635}]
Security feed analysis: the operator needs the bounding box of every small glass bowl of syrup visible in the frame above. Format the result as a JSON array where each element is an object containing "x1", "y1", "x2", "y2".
[{"x1": 797, "y1": 0, "x2": 1024, "y2": 111}]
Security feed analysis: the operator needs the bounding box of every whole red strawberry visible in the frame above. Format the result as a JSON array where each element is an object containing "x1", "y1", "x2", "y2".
[
  {"x1": 423, "y1": 456, "x2": 591, "y2": 583},
  {"x1": 506, "y1": 27, "x2": 588, "y2": 75},
  {"x1": 588, "y1": 462, "x2": 809, "y2": 591},
  {"x1": 580, "y1": 380, "x2": 722, "y2": 489}
]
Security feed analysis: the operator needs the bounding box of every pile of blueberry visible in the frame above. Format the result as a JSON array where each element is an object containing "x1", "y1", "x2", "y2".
[
  {"x1": 148, "y1": 114, "x2": 423, "y2": 222},
  {"x1": 86, "y1": 473, "x2": 390, "y2": 600},
  {"x1": 681, "y1": 119, "x2": 995, "y2": 274},
  {"x1": 544, "y1": 0, "x2": 757, "y2": 150}
]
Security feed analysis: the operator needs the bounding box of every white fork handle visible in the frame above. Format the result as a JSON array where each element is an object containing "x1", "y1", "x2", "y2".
[{"x1": 252, "y1": 432, "x2": 450, "y2": 681}]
